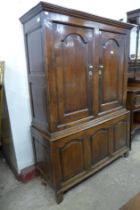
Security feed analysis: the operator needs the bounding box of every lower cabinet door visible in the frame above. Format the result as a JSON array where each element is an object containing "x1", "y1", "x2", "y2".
[
  {"x1": 58, "y1": 138, "x2": 86, "y2": 181},
  {"x1": 112, "y1": 119, "x2": 129, "y2": 153},
  {"x1": 90, "y1": 127, "x2": 110, "y2": 166},
  {"x1": 52, "y1": 134, "x2": 88, "y2": 186},
  {"x1": 90, "y1": 115, "x2": 129, "y2": 168}
]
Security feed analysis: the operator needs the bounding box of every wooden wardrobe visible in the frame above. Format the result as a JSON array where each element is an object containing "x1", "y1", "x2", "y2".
[{"x1": 20, "y1": 2, "x2": 132, "y2": 203}]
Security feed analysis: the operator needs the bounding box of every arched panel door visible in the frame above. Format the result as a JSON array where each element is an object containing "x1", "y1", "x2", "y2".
[
  {"x1": 90, "y1": 128, "x2": 109, "y2": 165},
  {"x1": 98, "y1": 30, "x2": 126, "y2": 115},
  {"x1": 113, "y1": 120, "x2": 128, "y2": 152},
  {"x1": 53, "y1": 23, "x2": 96, "y2": 128},
  {"x1": 59, "y1": 139, "x2": 85, "y2": 181}
]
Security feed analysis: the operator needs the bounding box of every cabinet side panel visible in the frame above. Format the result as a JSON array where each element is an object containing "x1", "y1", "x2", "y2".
[
  {"x1": 25, "y1": 27, "x2": 48, "y2": 131},
  {"x1": 32, "y1": 132, "x2": 52, "y2": 184},
  {"x1": 27, "y1": 29, "x2": 44, "y2": 73},
  {"x1": 30, "y1": 84, "x2": 48, "y2": 127}
]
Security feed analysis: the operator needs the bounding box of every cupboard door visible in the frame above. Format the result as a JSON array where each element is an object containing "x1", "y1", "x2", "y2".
[
  {"x1": 55, "y1": 137, "x2": 87, "y2": 183},
  {"x1": 49, "y1": 23, "x2": 96, "y2": 128},
  {"x1": 113, "y1": 120, "x2": 128, "y2": 152},
  {"x1": 59, "y1": 140, "x2": 84, "y2": 181},
  {"x1": 90, "y1": 128, "x2": 110, "y2": 166},
  {"x1": 98, "y1": 30, "x2": 126, "y2": 114}
]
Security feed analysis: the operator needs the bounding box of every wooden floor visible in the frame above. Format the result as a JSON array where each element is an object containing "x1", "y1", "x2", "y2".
[{"x1": 119, "y1": 193, "x2": 140, "y2": 210}]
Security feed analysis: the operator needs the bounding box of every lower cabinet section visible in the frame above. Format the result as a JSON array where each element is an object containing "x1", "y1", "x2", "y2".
[{"x1": 32, "y1": 112, "x2": 130, "y2": 203}]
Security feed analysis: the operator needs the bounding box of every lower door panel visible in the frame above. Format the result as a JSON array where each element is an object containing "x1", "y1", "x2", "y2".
[
  {"x1": 113, "y1": 120, "x2": 128, "y2": 153},
  {"x1": 90, "y1": 128, "x2": 110, "y2": 166}
]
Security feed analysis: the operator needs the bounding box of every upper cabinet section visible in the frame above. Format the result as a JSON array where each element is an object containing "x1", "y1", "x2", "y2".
[{"x1": 20, "y1": 2, "x2": 133, "y2": 133}]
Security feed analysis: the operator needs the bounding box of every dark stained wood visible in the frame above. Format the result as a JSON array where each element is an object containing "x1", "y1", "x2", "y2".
[
  {"x1": 20, "y1": 1, "x2": 132, "y2": 29},
  {"x1": 113, "y1": 120, "x2": 128, "y2": 151},
  {"x1": 126, "y1": 9, "x2": 140, "y2": 142},
  {"x1": 127, "y1": 9, "x2": 140, "y2": 81},
  {"x1": 127, "y1": 62, "x2": 140, "y2": 80},
  {"x1": 90, "y1": 129, "x2": 109, "y2": 165},
  {"x1": 99, "y1": 31, "x2": 125, "y2": 114},
  {"x1": 127, "y1": 9, "x2": 140, "y2": 24},
  {"x1": 54, "y1": 24, "x2": 94, "y2": 125},
  {"x1": 119, "y1": 192, "x2": 140, "y2": 210},
  {"x1": 60, "y1": 140, "x2": 85, "y2": 181},
  {"x1": 20, "y1": 2, "x2": 132, "y2": 203},
  {"x1": 32, "y1": 113, "x2": 130, "y2": 197},
  {"x1": 126, "y1": 87, "x2": 140, "y2": 142}
]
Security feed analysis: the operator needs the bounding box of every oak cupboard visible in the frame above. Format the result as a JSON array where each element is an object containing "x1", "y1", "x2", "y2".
[{"x1": 20, "y1": 2, "x2": 132, "y2": 203}]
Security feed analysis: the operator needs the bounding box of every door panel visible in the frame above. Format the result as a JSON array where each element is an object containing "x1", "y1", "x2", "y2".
[
  {"x1": 59, "y1": 139, "x2": 85, "y2": 181},
  {"x1": 54, "y1": 23, "x2": 95, "y2": 126},
  {"x1": 99, "y1": 30, "x2": 126, "y2": 114},
  {"x1": 101, "y1": 39, "x2": 118, "y2": 103},
  {"x1": 90, "y1": 128, "x2": 110, "y2": 165},
  {"x1": 113, "y1": 120, "x2": 128, "y2": 152}
]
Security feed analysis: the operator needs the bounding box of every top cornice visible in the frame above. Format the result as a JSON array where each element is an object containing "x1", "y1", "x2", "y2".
[{"x1": 20, "y1": 1, "x2": 133, "y2": 29}]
